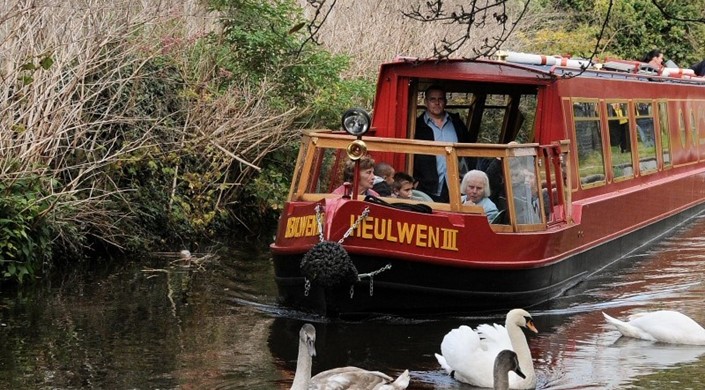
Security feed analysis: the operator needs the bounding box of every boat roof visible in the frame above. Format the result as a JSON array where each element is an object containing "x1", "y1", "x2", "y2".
[{"x1": 380, "y1": 54, "x2": 705, "y2": 88}]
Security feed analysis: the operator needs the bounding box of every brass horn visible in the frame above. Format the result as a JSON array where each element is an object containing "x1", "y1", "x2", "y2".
[{"x1": 346, "y1": 139, "x2": 367, "y2": 160}]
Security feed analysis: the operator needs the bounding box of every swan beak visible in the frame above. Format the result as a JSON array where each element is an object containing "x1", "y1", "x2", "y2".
[
  {"x1": 307, "y1": 338, "x2": 317, "y2": 357},
  {"x1": 514, "y1": 366, "x2": 526, "y2": 379},
  {"x1": 526, "y1": 319, "x2": 538, "y2": 333}
]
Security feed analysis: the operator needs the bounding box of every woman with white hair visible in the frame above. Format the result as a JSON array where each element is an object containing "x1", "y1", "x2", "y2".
[{"x1": 460, "y1": 169, "x2": 499, "y2": 222}]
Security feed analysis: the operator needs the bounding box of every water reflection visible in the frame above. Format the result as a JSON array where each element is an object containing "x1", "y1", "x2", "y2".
[{"x1": 1, "y1": 217, "x2": 705, "y2": 389}]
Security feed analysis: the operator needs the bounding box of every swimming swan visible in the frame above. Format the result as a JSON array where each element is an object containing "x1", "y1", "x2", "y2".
[
  {"x1": 603, "y1": 310, "x2": 705, "y2": 345},
  {"x1": 494, "y1": 350, "x2": 526, "y2": 390},
  {"x1": 290, "y1": 323, "x2": 410, "y2": 390},
  {"x1": 435, "y1": 308, "x2": 538, "y2": 389}
]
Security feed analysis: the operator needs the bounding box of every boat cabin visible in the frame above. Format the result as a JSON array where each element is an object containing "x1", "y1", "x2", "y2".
[{"x1": 287, "y1": 53, "x2": 705, "y2": 234}]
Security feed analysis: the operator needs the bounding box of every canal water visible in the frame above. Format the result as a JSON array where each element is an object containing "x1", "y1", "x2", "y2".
[{"x1": 2, "y1": 215, "x2": 705, "y2": 389}]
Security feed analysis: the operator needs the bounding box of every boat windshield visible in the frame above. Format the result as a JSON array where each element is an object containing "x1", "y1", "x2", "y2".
[{"x1": 287, "y1": 132, "x2": 570, "y2": 232}]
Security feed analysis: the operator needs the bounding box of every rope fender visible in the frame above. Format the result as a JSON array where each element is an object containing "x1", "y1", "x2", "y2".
[{"x1": 300, "y1": 204, "x2": 391, "y2": 297}]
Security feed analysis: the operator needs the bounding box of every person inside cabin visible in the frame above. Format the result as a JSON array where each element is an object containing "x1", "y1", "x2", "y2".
[
  {"x1": 477, "y1": 141, "x2": 519, "y2": 215},
  {"x1": 460, "y1": 170, "x2": 499, "y2": 223},
  {"x1": 393, "y1": 171, "x2": 433, "y2": 201},
  {"x1": 609, "y1": 103, "x2": 630, "y2": 153},
  {"x1": 413, "y1": 84, "x2": 471, "y2": 203},
  {"x1": 332, "y1": 156, "x2": 380, "y2": 198},
  {"x1": 392, "y1": 172, "x2": 414, "y2": 199},
  {"x1": 510, "y1": 156, "x2": 542, "y2": 224},
  {"x1": 641, "y1": 49, "x2": 664, "y2": 70},
  {"x1": 372, "y1": 162, "x2": 395, "y2": 196}
]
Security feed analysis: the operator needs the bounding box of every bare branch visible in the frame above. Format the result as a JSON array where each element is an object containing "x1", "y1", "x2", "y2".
[
  {"x1": 650, "y1": 0, "x2": 705, "y2": 24},
  {"x1": 401, "y1": 0, "x2": 532, "y2": 59},
  {"x1": 298, "y1": 0, "x2": 338, "y2": 53}
]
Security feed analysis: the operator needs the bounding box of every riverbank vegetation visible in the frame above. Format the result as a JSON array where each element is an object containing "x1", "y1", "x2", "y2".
[
  {"x1": 2, "y1": 0, "x2": 704, "y2": 283},
  {"x1": 0, "y1": 0, "x2": 372, "y2": 283}
]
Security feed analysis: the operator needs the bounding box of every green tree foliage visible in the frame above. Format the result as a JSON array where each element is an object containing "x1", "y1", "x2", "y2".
[
  {"x1": 207, "y1": 0, "x2": 374, "y2": 128},
  {"x1": 523, "y1": 0, "x2": 705, "y2": 66},
  {"x1": 205, "y1": 0, "x2": 375, "y2": 234}
]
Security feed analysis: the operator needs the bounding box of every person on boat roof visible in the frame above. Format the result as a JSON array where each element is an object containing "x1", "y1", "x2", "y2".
[
  {"x1": 414, "y1": 84, "x2": 471, "y2": 203},
  {"x1": 642, "y1": 49, "x2": 664, "y2": 70},
  {"x1": 690, "y1": 59, "x2": 705, "y2": 76},
  {"x1": 460, "y1": 170, "x2": 499, "y2": 223},
  {"x1": 372, "y1": 162, "x2": 395, "y2": 196},
  {"x1": 332, "y1": 155, "x2": 380, "y2": 198}
]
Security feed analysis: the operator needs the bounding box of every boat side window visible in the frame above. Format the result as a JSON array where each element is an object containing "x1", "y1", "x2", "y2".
[
  {"x1": 690, "y1": 109, "x2": 697, "y2": 153},
  {"x1": 678, "y1": 109, "x2": 686, "y2": 150},
  {"x1": 658, "y1": 101, "x2": 671, "y2": 168},
  {"x1": 315, "y1": 148, "x2": 346, "y2": 194},
  {"x1": 635, "y1": 101, "x2": 657, "y2": 175},
  {"x1": 606, "y1": 101, "x2": 633, "y2": 181},
  {"x1": 572, "y1": 100, "x2": 605, "y2": 187}
]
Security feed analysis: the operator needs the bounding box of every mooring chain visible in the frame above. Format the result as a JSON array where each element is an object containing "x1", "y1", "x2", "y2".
[
  {"x1": 339, "y1": 207, "x2": 370, "y2": 244},
  {"x1": 358, "y1": 263, "x2": 392, "y2": 296},
  {"x1": 304, "y1": 278, "x2": 311, "y2": 297},
  {"x1": 314, "y1": 204, "x2": 324, "y2": 243}
]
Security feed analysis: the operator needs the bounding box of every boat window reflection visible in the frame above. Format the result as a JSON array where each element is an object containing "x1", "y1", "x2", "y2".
[
  {"x1": 635, "y1": 101, "x2": 657, "y2": 175},
  {"x1": 607, "y1": 101, "x2": 633, "y2": 181},
  {"x1": 658, "y1": 101, "x2": 671, "y2": 168},
  {"x1": 509, "y1": 155, "x2": 543, "y2": 225},
  {"x1": 573, "y1": 101, "x2": 606, "y2": 187}
]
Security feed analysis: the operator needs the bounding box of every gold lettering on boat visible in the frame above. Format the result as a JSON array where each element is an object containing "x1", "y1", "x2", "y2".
[
  {"x1": 284, "y1": 214, "x2": 320, "y2": 238},
  {"x1": 349, "y1": 215, "x2": 458, "y2": 251}
]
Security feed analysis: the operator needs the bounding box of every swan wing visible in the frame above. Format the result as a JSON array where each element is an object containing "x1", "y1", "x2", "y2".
[
  {"x1": 438, "y1": 324, "x2": 506, "y2": 388},
  {"x1": 476, "y1": 323, "x2": 513, "y2": 354},
  {"x1": 311, "y1": 367, "x2": 409, "y2": 390},
  {"x1": 627, "y1": 311, "x2": 705, "y2": 345}
]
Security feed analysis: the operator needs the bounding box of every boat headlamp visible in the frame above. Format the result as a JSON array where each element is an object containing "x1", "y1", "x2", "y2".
[{"x1": 341, "y1": 108, "x2": 371, "y2": 137}]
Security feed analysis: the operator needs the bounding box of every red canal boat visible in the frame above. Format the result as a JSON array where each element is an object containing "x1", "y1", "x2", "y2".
[{"x1": 271, "y1": 52, "x2": 705, "y2": 317}]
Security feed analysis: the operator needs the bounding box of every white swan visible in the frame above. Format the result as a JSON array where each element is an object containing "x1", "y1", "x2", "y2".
[
  {"x1": 494, "y1": 350, "x2": 526, "y2": 390},
  {"x1": 435, "y1": 308, "x2": 538, "y2": 389},
  {"x1": 290, "y1": 323, "x2": 410, "y2": 390},
  {"x1": 603, "y1": 310, "x2": 705, "y2": 345}
]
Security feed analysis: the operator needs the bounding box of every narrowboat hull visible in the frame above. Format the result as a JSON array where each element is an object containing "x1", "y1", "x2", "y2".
[{"x1": 272, "y1": 200, "x2": 705, "y2": 318}]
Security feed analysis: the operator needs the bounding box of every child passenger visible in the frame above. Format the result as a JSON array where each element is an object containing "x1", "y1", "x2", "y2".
[{"x1": 392, "y1": 172, "x2": 415, "y2": 199}]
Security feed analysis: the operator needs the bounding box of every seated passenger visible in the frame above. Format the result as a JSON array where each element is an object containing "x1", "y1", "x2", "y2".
[
  {"x1": 510, "y1": 158, "x2": 542, "y2": 224},
  {"x1": 372, "y1": 162, "x2": 395, "y2": 196},
  {"x1": 392, "y1": 173, "x2": 414, "y2": 199},
  {"x1": 332, "y1": 156, "x2": 380, "y2": 197},
  {"x1": 460, "y1": 170, "x2": 498, "y2": 222},
  {"x1": 393, "y1": 172, "x2": 433, "y2": 201}
]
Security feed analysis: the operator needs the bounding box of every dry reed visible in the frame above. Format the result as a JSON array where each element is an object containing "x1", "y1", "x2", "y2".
[
  {"x1": 298, "y1": 0, "x2": 547, "y2": 78},
  {"x1": 1, "y1": 0, "x2": 298, "y2": 250}
]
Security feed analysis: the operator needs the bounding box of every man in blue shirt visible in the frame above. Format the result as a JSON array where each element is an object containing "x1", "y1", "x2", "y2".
[{"x1": 413, "y1": 85, "x2": 470, "y2": 202}]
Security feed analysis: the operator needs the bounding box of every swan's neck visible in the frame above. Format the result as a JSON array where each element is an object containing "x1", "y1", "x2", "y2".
[
  {"x1": 290, "y1": 338, "x2": 312, "y2": 390},
  {"x1": 494, "y1": 372, "x2": 510, "y2": 390},
  {"x1": 507, "y1": 325, "x2": 535, "y2": 381}
]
